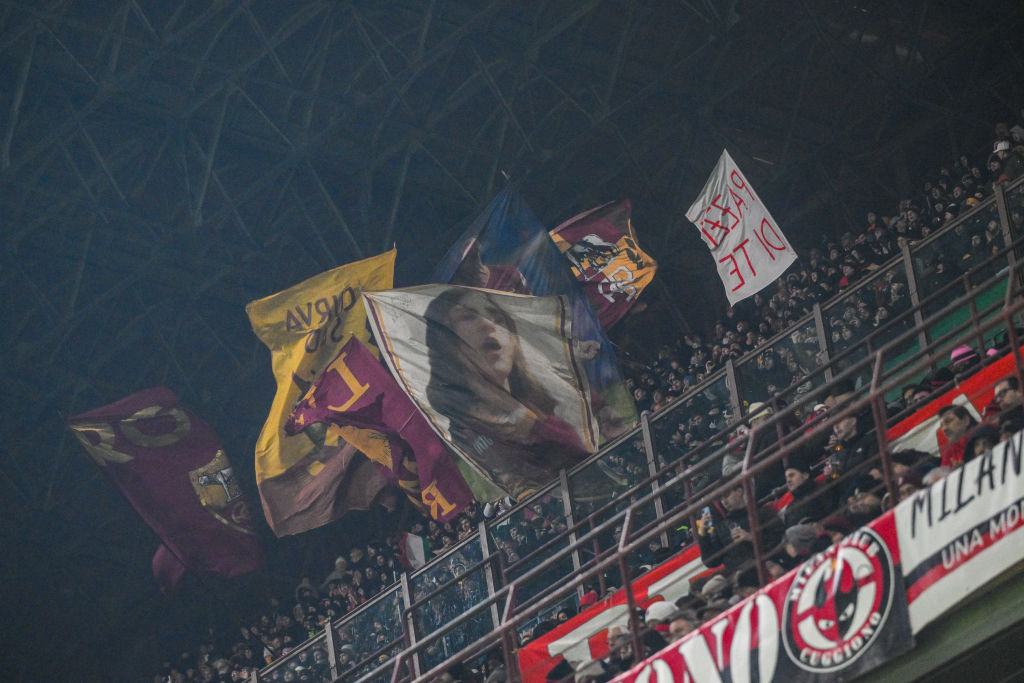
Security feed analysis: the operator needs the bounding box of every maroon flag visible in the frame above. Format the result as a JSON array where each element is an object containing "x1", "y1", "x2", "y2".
[
  {"x1": 68, "y1": 387, "x2": 262, "y2": 596},
  {"x1": 286, "y1": 337, "x2": 473, "y2": 522},
  {"x1": 550, "y1": 199, "x2": 657, "y2": 329}
]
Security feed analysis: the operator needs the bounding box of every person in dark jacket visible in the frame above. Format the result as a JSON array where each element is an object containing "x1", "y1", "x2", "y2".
[
  {"x1": 696, "y1": 485, "x2": 782, "y2": 572},
  {"x1": 779, "y1": 456, "x2": 832, "y2": 528},
  {"x1": 824, "y1": 408, "x2": 878, "y2": 507}
]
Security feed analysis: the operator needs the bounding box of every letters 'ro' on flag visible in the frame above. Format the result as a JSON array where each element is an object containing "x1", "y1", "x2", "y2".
[
  {"x1": 686, "y1": 149, "x2": 797, "y2": 306},
  {"x1": 68, "y1": 387, "x2": 262, "y2": 597},
  {"x1": 246, "y1": 250, "x2": 396, "y2": 536},
  {"x1": 364, "y1": 284, "x2": 598, "y2": 500},
  {"x1": 285, "y1": 336, "x2": 474, "y2": 522},
  {"x1": 549, "y1": 199, "x2": 657, "y2": 329}
]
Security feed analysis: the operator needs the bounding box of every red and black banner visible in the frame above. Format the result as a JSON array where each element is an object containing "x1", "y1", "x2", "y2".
[{"x1": 613, "y1": 512, "x2": 913, "y2": 682}]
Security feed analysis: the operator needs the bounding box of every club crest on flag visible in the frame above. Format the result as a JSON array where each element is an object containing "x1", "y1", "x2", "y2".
[
  {"x1": 189, "y1": 450, "x2": 255, "y2": 536},
  {"x1": 550, "y1": 199, "x2": 657, "y2": 329},
  {"x1": 119, "y1": 405, "x2": 192, "y2": 448}
]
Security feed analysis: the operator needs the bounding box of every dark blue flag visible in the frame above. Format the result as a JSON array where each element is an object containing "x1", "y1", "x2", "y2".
[{"x1": 432, "y1": 186, "x2": 637, "y2": 441}]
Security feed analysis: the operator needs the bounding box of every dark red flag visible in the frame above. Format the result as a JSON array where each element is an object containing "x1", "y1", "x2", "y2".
[
  {"x1": 550, "y1": 199, "x2": 657, "y2": 329},
  {"x1": 286, "y1": 337, "x2": 474, "y2": 521},
  {"x1": 69, "y1": 387, "x2": 262, "y2": 595}
]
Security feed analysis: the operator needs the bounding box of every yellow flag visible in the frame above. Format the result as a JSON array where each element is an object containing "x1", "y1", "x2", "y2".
[{"x1": 245, "y1": 250, "x2": 396, "y2": 535}]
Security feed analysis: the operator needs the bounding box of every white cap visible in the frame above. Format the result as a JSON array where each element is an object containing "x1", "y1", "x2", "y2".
[{"x1": 645, "y1": 600, "x2": 677, "y2": 623}]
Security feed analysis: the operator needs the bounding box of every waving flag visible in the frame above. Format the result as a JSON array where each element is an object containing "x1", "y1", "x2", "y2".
[
  {"x1": 550, "y1": 199, "x2": 657, "y2": 329},
  {"x1": 686, "y1": 150, "x2": 797, "y2": 305},
  {"x1": 286, "y1": 336, "x2": 473, "y2": 521},
  {"x1": 431, "y1": 186, "x2": 636, "y2": 443},
  {"x1": 365, "y1": 284, "x2": 598, "y2": 500},
  {"x1": 246, "y1": 250, "x2": 396, "y2": 536},
  {"x1": 68, "y1": 387, "x2": 262, "y2": 596}
]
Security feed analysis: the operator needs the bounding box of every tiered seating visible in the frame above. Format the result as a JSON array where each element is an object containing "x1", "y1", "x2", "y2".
[{"x1": 251, "y1": 176, "x2": 1024, "y2": 683}]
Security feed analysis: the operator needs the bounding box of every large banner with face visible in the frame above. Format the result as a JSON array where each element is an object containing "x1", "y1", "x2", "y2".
[
  {"x1": 364, "y1": 284, "x2": 598, "y2": 500},
  {"x1": 246, "y1": 249, "x2": 397, "y2": 536},
  {"x1": 686, "y1": 150, "x2": 798, "y2": 305},
  {"x1": 431, "y1": 187, "x2": 636, "y2": 443}
]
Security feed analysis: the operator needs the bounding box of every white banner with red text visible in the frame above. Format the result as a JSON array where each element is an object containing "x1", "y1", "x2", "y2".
[{"x1": 685, "y1": 149, "x2": 797, "y2": 306}]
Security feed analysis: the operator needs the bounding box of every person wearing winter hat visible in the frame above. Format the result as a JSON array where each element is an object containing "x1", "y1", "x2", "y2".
[
  {"x1": 820, "y1": 514, "x2": 854, "y2": 544},
  {"x1": 578, "y1": 589, "x2": 599, "y2": 611},
  {"x1": 993, "y1": 139, "x2": 1024, "y2": 183},
  {"x1": 949, "y1": 344, "x2": 980, "y2": 378},
  {"x1": 963, "y1": 423, "x2": 1001, "y2": 464},
  {"x1": 783, "y1": 523, "x2": 819, "y2": 556},
  {"x1": 779, "y1": 452, "x2": 832, "y2": 529},
  {"x1": 644, "y1": 600, "x2": 678, "y2": 642}
]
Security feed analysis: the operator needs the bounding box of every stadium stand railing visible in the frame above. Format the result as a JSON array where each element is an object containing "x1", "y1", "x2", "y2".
[{"x1": 255, "y1": 175, "x2": 1024, "y2": 682}]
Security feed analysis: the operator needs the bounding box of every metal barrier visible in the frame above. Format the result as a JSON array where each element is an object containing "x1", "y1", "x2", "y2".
[{"x1": 256, "y1": 176, "x2": 1024, "y2": 683}]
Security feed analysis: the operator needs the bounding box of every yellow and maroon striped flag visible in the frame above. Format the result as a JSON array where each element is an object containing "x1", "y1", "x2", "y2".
[
  {"x1": 246, "y1": 250, "x2": 396, "y2": 536},
  {"x1": 286, "y1": 336, "x2": 474, "y2": 521}
]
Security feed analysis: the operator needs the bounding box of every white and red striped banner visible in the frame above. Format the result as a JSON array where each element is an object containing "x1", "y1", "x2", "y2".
[{"x1": 518, "y1": 546, "x2": 711, "y2": 682}]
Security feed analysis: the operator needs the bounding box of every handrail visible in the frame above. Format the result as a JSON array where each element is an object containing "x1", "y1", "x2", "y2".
[
  {"x1": 257, "y1": 174, "x2": 1024, "y2": 682},
  {"x1": 400, "y1": 258, "x2": 1024, "y2": 682}
]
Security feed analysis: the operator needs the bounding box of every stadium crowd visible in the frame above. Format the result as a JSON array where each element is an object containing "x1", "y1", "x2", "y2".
[{"x1": 154, "y1": 115, "x2": 1024, "y2": 683}]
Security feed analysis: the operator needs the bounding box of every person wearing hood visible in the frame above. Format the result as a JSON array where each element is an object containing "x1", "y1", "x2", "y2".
[{"x1": 779, "y1": 454, "x2": 832, "y2": 529}]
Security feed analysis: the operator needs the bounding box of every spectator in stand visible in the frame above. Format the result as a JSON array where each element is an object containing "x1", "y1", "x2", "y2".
[
  {"x1": 937, "y1": 405, "x2": 978, "y2": 468},
  {"x1": 844, "y1": 477, "x2": 885, "y2": 528},
  {"x1": 949, "y1": 344, "x2": 981, "y2": 380},
  {"x1": 993, "y1": 140, "x2": 1024, "y2": 184},
  {"x1": 824, "y1": 405, "x2": 878, "y2": 506},
  {"x1": 695, "y1": 484, "x2": 783, "y2": 573},
  {"x1": 779, "y1": 523, "x2": 830, "y2": 569},
  {"x1": 964, "y1": 424, "x2": 1001, "y2": 464},
  {"x1": 779, "y1": 455, "x2": 832, "y2": 529},
  {"x1": 668, "y1": 610, "x2": 699, "y2": 642},
  {"x1": 644, "y1": 601, "x2": 677, "y2": 644},
  {"x1": 993, "y1": 375, "x2": 1024, "y2": 425}
]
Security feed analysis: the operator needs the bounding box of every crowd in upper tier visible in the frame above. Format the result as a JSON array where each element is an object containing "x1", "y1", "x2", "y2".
[{"x1": 154, "y1": 113, "x2": 1024, "y2": 683}]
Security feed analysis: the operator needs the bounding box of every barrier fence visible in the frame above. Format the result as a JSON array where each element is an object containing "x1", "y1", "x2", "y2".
[{"x1": 255, "y1": 176, "x2": 1024, "y2": 683}]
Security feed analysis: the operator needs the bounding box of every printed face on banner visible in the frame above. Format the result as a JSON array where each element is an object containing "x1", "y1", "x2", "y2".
[
  {"x1": 686, "y1": 150, "x2": 798, "y2": 305},
  {"x1": 365, "y1": 285, "x2": 598, "y2": 498}
]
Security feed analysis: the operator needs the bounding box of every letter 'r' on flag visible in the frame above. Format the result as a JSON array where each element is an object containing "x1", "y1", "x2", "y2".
[
  {"x1": 685, "y1": 149, "x2": 798, "y2": 306},
  {"x1": 68, "y1": 387, "x2": 262, "y2": 597},
  {"x1": 246, "y1": 249, "x2": 397, "y2": 537},
  {"x1": 285, "y1": 336, "x2": 474, "y2": 522}
]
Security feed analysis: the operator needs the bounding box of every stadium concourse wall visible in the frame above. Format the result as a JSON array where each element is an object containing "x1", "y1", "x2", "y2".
[{"x1": 255, "y1": 176, "x2": 1024, "y2": 682}]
